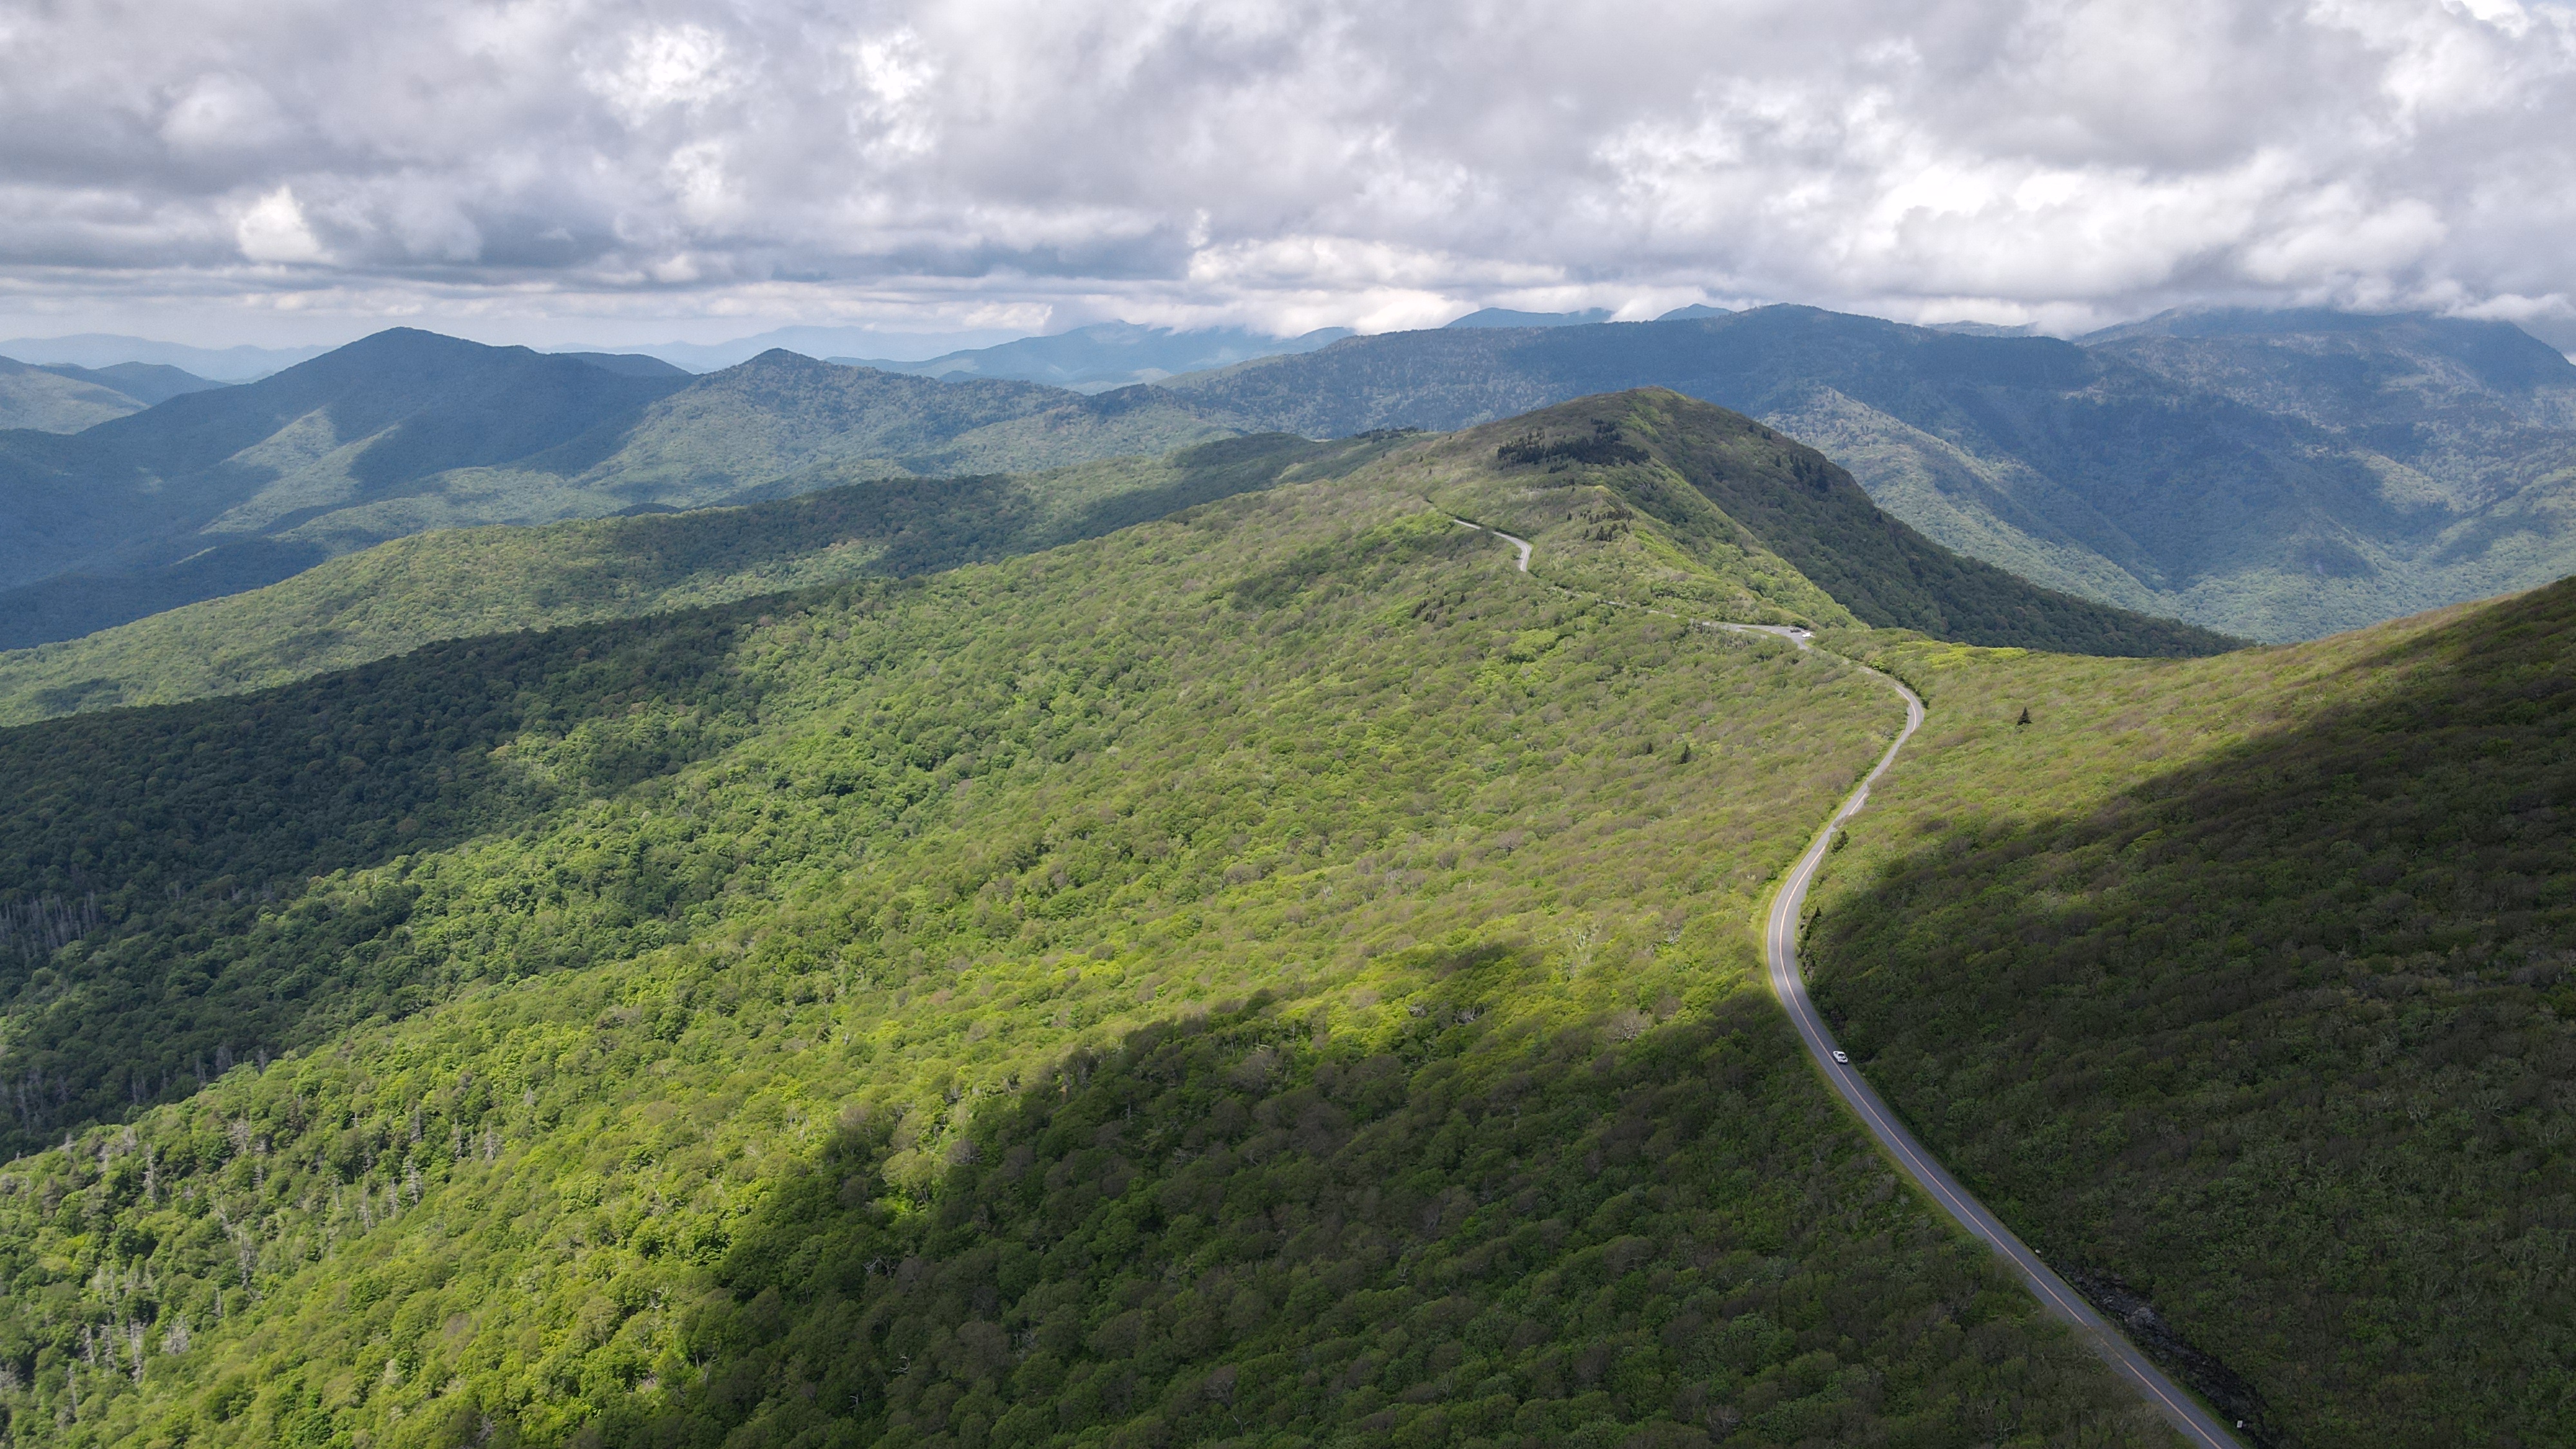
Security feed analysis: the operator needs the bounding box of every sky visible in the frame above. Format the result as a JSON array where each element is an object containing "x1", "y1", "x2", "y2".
[{"x1": 3, "y1": 0, "x2": 2572, "y2": 350}]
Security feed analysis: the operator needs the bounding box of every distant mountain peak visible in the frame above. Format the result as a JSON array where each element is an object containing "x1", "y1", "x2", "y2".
[
  {"x1": 823, "y1": 322, "x2": 1350, "y2": 392},
  {"x1": 1442, "y1": 307, "x2": 1616, "y2": 330}
]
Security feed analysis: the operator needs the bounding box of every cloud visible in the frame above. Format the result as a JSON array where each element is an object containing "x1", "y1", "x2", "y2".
[
  {"x1": 235, "y1": 187, "x2": 325, "y2": 263},
  {"x1": 0, "y1": 0, "x2": 2571, "y2": 342}
]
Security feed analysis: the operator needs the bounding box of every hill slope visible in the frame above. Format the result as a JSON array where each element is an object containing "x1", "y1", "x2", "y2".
[
  {"x1": 0, "y1": 356, "x2": 225, "y2": 432},
  {"x1": 1162, "y1": 307, "x2": 2576, "y2": 641},
  {"x1": 0, "y1": 433, "x2": 1408, "y2": 724},
  {"x1": 1399, "y1": 390, "x2": 2237, "y2": 657},
  {"x1": 0, "y1": 334, "x2": 1251, "y2": 650},
  {"x1": 1801, "y1": 578, "x2": 2576, "y2": 1444},
  {"x1": 450, "y1": 349, "x2": 1237, "y2": 505},
  {"x1": 0, "y1": 466, "x2": 2170, "y2": 1445},
  {"x1": 0, "y1": 357, "x2": 144, "y2": 433}
]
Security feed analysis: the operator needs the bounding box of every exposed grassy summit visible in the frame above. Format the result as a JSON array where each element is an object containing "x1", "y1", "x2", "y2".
[
  {"x1": 1398, "y1": 391, "x2": 2237, "y2": 656},
  {"x1": 1161, "y1": 307, "x2": 2576, "y2": 640},
  {"x1": 0, "y1": 466, "x2": 2168, "y2": 1444},
  {"x1": 1800, "y1": 578, "x2": 2576, "y2": 1445},
  {"x1": 0, "y1": 433, "x2": 1405, "y2": 725}
]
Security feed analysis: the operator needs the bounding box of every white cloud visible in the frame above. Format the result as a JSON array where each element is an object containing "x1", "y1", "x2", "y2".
[
  {"x1": 234, "y1": 187, "x2": 325, "y2": 263},
  {"x1": 0, "y1": 0, "x2": 2570, "y2": 342},
  {"x1": 589, "y1": 24, "x2": 743, "y2": 124}
]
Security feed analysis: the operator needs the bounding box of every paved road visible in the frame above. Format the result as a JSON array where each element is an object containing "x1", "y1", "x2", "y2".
[
  {"x1": 1451, "y1": 517, "x2": 1532, "y2": 571},
  {"x1": 1443, "y1": 542, "x2": 2250, "y2": 1444},
  {"x1": 1442, "y1": 526, "x2": 2239, "y2": 1443},
  {"x1": 1755, "y1": 630, "x2": 2247, "y2": 1449}
]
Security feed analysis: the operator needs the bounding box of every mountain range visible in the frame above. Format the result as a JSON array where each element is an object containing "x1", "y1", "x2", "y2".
[
  {"x1": 0, "y1": 334, "x2": 1238, "y2": 649},
  {"x1": 8, "y1": 305, "x2": 2571, "y2": 661},
  {"x1": 831, "y1": 323, "x2": 1353, "y2": 392},
  {"x1": 0, "y1": 334, "x2": 329, "y2": 381},
  {"x1": 0, "y1": 395, "x2": 2231, "y2": 726},
  {"x1": 1164, "y1": 305, "x2": 2576, "y2": 640}
]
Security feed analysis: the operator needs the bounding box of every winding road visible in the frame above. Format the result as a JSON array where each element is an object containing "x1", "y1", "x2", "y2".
[
  {"x1": 1452, "y1": 516, "x2": 1532, "y2": 571},
  {"x1": 1455, "y1": 520, "x2": 2246, "y2": 1448},
  {"x1": 1756, "y1": 630, "x2": 2245, "y2": 1449}
]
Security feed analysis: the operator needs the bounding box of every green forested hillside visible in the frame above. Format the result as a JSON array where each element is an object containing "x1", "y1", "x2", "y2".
[
  {"x1": 0, "y1": 433, "x2": 1405, "y2": 725},
  {"x1": 424, "y1": 350, "x2": 1243, "y2": 526},
  {"x1": 1801, "y1": 579, "x2": 2576, "y2": 1445},
  {"x1": 0, "y1": 333, "x2": 695, "y2": 648},
  {"x1": 0, "y1": 459, "x2": 2172, "y2": 1444},
  {"x1": 0, "y1": 359, "x2": 150, "y2": 433}
]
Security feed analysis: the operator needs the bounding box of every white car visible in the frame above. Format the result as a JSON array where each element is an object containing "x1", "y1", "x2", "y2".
[{"x1": 1831, "y1": 1050, "x2": 1850, "y2": 1065}]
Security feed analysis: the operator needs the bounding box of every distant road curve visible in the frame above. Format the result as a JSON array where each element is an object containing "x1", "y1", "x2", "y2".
[
  {"x1": 1748, "y1": 624, "x2": 2247, "y2": 1449},
  {"x1": 1449, "y1": 516, "x2": 1531, "y2": 571}
]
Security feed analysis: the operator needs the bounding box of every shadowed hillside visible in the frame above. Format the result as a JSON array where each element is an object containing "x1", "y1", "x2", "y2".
[{"x1": 1803, "y1": 577, "x2": 2576, "y2": 1445}]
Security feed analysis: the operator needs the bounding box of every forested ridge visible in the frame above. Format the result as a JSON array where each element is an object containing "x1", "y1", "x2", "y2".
[
  {"x1": 0, "y1": 331, "x2": 1251, "y2": 651},
  {"x1": 1400, "y1": 392, "x2": 2235, "y2": 659},
  {"x1": 0, "y1": 390, "x2": 2220, "y2": 737},
  {"x1": 0, "y1": 454, "x2": 2175, "y2": 1446},
  {"x1": 6, "y1": 388, "x2": 2562, "y2": 1448}
]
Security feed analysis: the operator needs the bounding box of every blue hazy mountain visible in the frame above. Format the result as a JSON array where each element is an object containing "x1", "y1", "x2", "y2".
[
  {"x1": 1444, "y1": 307, "x2": 1616, "y2": 328},
  {"x1": 0, "y1": 334, "x2": 329, "y2": 381},
  {"x1": 831, "y1": 322, "x2": 1352, "y2": 391},
  {"x1": 0, "y1": 332, "x2": 1239, "y2": 647}
]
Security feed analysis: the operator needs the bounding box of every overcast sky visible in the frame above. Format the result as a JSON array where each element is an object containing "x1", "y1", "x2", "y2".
[{"x1": 3, "y1": 0, "x2": 2571, "y2": 348}]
